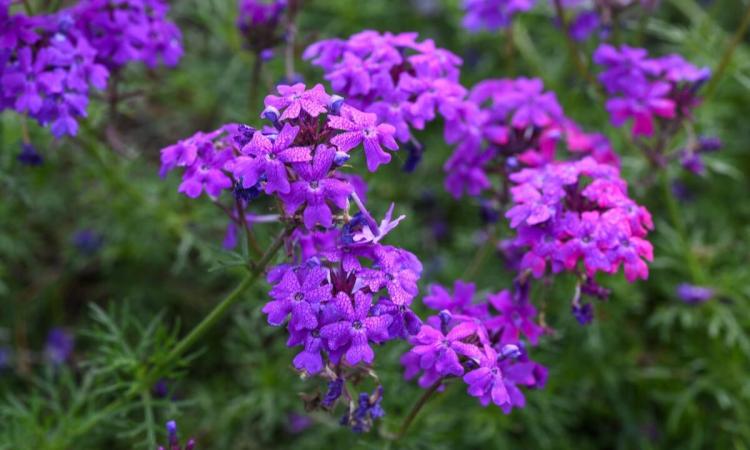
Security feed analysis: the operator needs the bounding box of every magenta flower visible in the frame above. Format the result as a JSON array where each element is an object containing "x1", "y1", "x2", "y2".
[
  {"x1": 264, "y1": 83, "x2": 330, "y2": 121},
  {"x1": 486, "y1": 290, "x2": 543, "y2": 345},
  {"x1": 320, "y1": 291, "x2": 392, "y2": 366},
  {"x1": 263, "y1": 265, "x2": 332, "y2": 331},
  {"x1": 230, "y1": 124, "x2": 312, "y2": 194},
  {"x1": 329, "y1": 104, "x2": 398, "y2": 172}
]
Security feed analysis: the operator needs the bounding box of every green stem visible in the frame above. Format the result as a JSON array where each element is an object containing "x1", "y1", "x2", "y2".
[
  {"x1": 162, "y1": 226, "x2": 290, "y2": 367},
  {"x1": 142, "y1": 391, "x2": 156, "y2": 448},
  {"x1": 659, "y1": 172, "x2": 704, "y2": 284},
  {"x1": 395, "y1": 379, "x2": 443, "y2": 441},
  {"x1": 704, "y1": 3, "x2": 750, "y2": 99},
  {"x1": 552, "y1": 0, "x2": 601, "y2": 96}
]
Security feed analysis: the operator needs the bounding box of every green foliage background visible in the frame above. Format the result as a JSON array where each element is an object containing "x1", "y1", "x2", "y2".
[{"x1": 2, "y1": 0, "x2": 750, "y2": 448}]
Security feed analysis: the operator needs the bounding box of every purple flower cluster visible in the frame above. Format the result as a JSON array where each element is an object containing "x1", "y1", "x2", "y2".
[
  {"x1": 263, "y1": 204, "x2": 422, "y2": 375},
  {"x1": 304, "y1": 31, "x2": 465, "y2": 149},
  {"x1": 236, "y1": 0, "x2": 286, "y2": 56},
  {"x1": 593, "y1": 44, "x2": 710, "y2": 137},
  {"x1": 506, "y1": 157, "x2": 654, "y2": 281},
  {"x1": 160, "y1": 84, "x2": 421, "y2": 430},
  {"x1": 0, "y1": 0, "x2": 182, "y2": 138},
  {"x1": 160, "y1": 83, "x2": 400, "y2": 232},
  {"x1": 73, "y1": 0, "x2": 183, "y2": 70},
  {"x1": 443, "y1": 77, "x2": 618, "y2": 198},
  {"x1": 1, "y1": 3, "x2": 108, "y2": 137},
  {"x1": 462, "y1": 0, "x2": 534, "y2": 32},
  {"x1": 402, "y1": 279, "x2": 547, "y2": 411},
  {"x1": 563, "y1": 1, "x2": 660, "y2": 42}
]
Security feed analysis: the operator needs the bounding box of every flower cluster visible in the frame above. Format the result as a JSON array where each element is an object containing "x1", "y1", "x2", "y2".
[
  {"x1": 236, "y1": 0, "x2": 286, "y2": 57},
  {"x1": 506, "y1": 156, "x2": 654, "y2": 282},
  {"x1": 443, "y1": 77, "x2": 617, "y2": 198},
  {"x1": 160, "y1": 83, "x2": 421, "y2": 431},
  {"x1": 563, "y1": 1, "x2": 660, "y2": 42},
  {"x1": 304, "y1": 30, "x2": 465, "y2": 155},
  {"x1": 461, "y1": 0, "x2": 534, "y2": 32},
  {"x1": 593, "y1": 44, "x2": 710, "y2": 137},
  {"x1": 1, "y1": 3, "x2": 108, "y2": 137},
  {"x1": 402, "y1": 279, "x2": 547, "y2": 411},
  {"x1": 264, "y1": 204, "x2": 422, "y2": 376},
  {"x1": 73, "y1": 0, "x2": 183, "y2": 69},
  {"x1": 0, "y1": 0, "x2": 182, "y2": 138}
]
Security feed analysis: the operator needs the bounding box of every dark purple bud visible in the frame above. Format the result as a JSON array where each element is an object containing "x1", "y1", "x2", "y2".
[
  {"x1": 322, "y1": 378, "x2": 344, "y2": 407},
  {"x1": 401, "y1": 139, "x2": 424, "y2": 173},
  {"x1": 328, "y1": 95, "x2": 345, "y2": 115},
  {"x1": 261, "y1": 105, "x2": 280, "y2": 123},
  {"x1": 333, "y1": 150, "x2": 350, "y2": 166},
  {"x1": 45, "y1": 328, "x2": 74, "y2": 365},
  {"x1": 676, "y1": 283, "x2": 714, "y2": 304},
  {"x1": 506, "y1": 156, "x2": 519, "y2": 170},
  {"x1": 500, "y1": 343, "x2": 522, "y2": 360},
  {"x1": 697, "y1": 136, "x2": 721, "y2": 153},
  {"x1": 260, "y1": 48, "x2": 274, "y2": 61},
  {"x1": 233, "y1": 180, "x2": 262, "y2": 202},
  {"x1": 438, "y1": 310, "x2": 452, "y2": 334},
  {"x1": 233, "y1": 124, "x2": 256, "y2": 148},
  {"x1": 479, "y1": 199, "x2": 500, "y2": 224},
  {"x1": 166, "y1": 420, "x2": 178, "y2": 446},
  {"x1": 185, "y1": 439, "x2": 196, "y2": 450},
  {"x1": 72, "y1": 229, "x2": 104, "y2": 255},
  {"x1": 18, "y1": 142, "x2": 43, "y2": 166},
  {"x1": 680, "y1": 152, "x2": 705, "y2": 175},
  {"x1": 580, "y1": 277, "x2": 611, "y2": 300},
  {"x1": 571, "y1": 303, "x2": 594, "y2": 325}
]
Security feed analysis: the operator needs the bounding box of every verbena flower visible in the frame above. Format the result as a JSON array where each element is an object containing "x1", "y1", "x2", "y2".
[
  {"x1": 676, "y1": 283, "x2": 714, "y2": 305},
  {"x1": 236, "y1": 0, "x2": 286, "y2": 55},
  {"x1": 305, "y1": 30, "x2": 464, "y2": 151},
  {"x1": 593, "y1": 44, "x2": 710, "y2": 138},
  {"x1": 73, "y1": 0, "x2": 183, "y2": 69},
  {"x1": 462, "y1": 0, "x2": 535, "y2": 32},
  {"x1": 402, "y1": 279, "x2": 547, "y2": 410}
]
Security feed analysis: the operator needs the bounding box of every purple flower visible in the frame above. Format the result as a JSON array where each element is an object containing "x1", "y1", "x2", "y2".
[
  {"x1": 263, "y1": 265, "x2": 332, "y2": 331},
  {"x1": 230, "y1": 124, "x2": 312, "y2": 194},
  {"x1": 322, "y1": 377, "x2": 344, "y2": 407},
  {"x1": 281, "y1": 145, "x2": 352, "y2": 229},
  {"x1": 409, "y1": 322, "x2": 481, "y2": 377},
  {"x1": 264, "y1": 83, "x2": 330, "y2": 121},
  {"x1": 487, "y1": 290, "x2": 543, "y2": 345},
  {"x1": 463, "y1": 346, "x2": 510, "y2": 407},
  {"x1": 45, "y1": 328, "x2": 74, "y2": 365},
  {"x1": 676, "y1": 283, "x2": 714, "y2": 304},
  {"x1": 320, "y1": 291, "x2": 391, "y2": 366},
  {"x1": 462, "y1": 0, "x2": 535, "y2": 32},
  {"x1": 329, "y1": 104, "x2": 398, "y2": 172}
]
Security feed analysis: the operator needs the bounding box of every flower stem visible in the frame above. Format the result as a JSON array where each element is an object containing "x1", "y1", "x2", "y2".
[
  {"x1": 659, "y1": 171, "x2": 704, "y2": 284},
  {"x1": 249, "y1": 54, "x2": 263, "y2": 111},
  {"x1": 395, "y1": 379, "x2": 443, "y2": 441},
  {"x1": 704, "y1": 3, "x2": 750, "y2": 99},
  {"x1": 162, "y1": 226, "x2": 290, "y2": 366}
]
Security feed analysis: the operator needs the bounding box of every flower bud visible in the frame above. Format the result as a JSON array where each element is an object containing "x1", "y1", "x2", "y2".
[
  {"x1": 500, "y1": 344, "x2": 522, "y2": 360},
  {"x1": 334, "y1": 150, "x2": 350, "y2": 166},
  {"x1": 261, "y1": 105, "x2": 280, "y2": 123},
  {"x1": 329, "y1": 95, "x2": 345, "y2": 115}
]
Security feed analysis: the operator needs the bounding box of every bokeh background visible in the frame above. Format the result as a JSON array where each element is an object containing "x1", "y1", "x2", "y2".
[{"x1": 2, "y1": 0, "x2": 750, "y2": 448}]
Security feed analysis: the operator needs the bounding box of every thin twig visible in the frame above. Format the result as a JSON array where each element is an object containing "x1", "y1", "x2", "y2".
[
  {"x1": 704, "y1": 3, "x2": 750, "y2": 99},
  {"x1": 394, "y1": 378, "x2": 443, "y2": 441}
]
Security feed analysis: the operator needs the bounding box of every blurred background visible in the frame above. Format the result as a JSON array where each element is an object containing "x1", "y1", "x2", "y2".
[{"x1": 2, "y1": 0, "x2": 750, "y2": 448}]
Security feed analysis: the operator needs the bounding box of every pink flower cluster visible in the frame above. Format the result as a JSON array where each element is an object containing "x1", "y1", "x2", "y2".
[
  {"x1": 593, "y1": 44, "x2": 710, "y2": 137},
  {"x1": 402, "y1": 279, "x2": 547, "y2": 411},
  {"x1": 506, "y1": 156, "x2": 654, "y2": 281},
  {"x1": 443, "y1": 77, "x2": 618, "y2": 198}
]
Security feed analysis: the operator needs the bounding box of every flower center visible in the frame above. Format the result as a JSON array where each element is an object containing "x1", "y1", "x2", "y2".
[
  {"x1": 294, "y1": 292, "x2": 304, "y2": 301},
  {"x1": 352, "y1": 321, "x2": 363, "y2": 330}
]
